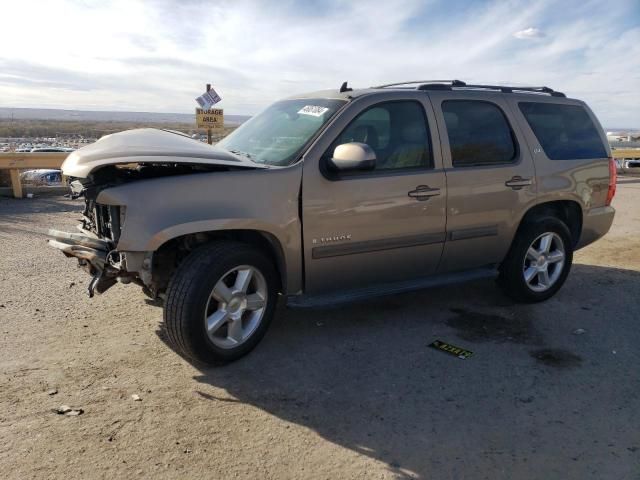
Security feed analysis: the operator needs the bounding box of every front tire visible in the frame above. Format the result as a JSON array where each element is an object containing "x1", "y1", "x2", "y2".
[
  {"x1": 164, "y1": 241, "x2": 278, "y2": 364},
  {"x1": 498, "y1": 217, "x2": 573, "y2": 303}
]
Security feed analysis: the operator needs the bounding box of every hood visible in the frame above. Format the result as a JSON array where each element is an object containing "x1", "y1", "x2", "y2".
[{"x1": 61, "y1": 128, "x2": 265, "y2": 178}]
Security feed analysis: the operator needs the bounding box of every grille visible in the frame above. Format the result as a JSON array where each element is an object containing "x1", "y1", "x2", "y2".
[{"x1": 82, "y1": 200, "x2": 121, "y2": 243}]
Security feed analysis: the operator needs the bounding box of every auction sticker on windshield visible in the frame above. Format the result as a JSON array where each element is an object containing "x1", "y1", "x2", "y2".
[{"x1": 298, "y1": 105, "x2": 329, "y2": 117}]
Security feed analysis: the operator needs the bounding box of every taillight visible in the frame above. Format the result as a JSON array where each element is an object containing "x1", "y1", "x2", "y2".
[{"x1": 606, "y1": 157, "x2": 617, "y2": 206}]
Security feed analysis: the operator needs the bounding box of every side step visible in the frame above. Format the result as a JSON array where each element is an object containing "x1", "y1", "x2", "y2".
[{"x1": 287, "y1": 267, "x2": 498, "y2": 308}]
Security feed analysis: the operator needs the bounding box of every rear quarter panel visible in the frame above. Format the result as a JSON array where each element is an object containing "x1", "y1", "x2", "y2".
[{"x1": 505, "y1": 96, "x2": 612, "y2": 239}]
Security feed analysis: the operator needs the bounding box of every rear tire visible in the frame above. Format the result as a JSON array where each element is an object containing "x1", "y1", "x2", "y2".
[
  {"x1": 498, "y1": 217, "x2": 573, "y2": 303},
  {"x1": 164, "y1": 241, "x2": 278, "y2": 364}
]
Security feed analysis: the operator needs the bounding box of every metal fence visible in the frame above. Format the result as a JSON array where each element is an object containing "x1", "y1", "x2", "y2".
[{"x1": 0, "y1": 152, "x2": 70, "y2": 198}]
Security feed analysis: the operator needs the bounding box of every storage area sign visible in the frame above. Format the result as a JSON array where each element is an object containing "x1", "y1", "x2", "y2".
[{"x1": 196, "y1": 108, "x2": 224, "y2": 129}]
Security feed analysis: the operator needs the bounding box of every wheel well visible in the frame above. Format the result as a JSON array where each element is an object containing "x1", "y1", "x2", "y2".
[
  {"x1": 149, "y1": 230, "x2": 286, "y2": 297},
  {"x1": 518, "y1": 201, "x2": 583, "y2": 247}
]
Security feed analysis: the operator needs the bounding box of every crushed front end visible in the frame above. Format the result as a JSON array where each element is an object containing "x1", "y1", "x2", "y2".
[
  {"x1": 48, "y1": 179, "x2": 131, "y2": 297},
  {"x1": 47, "y1": 127, "x2": 268, "y2": 299},
  {"x1": 47, "y1": 163, "x2": 239, "y2": 299}
]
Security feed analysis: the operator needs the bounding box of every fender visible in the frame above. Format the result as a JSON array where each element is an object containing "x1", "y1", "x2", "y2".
[{"x1": 96, "y1": 164, "x2": 304, "y2": 293}]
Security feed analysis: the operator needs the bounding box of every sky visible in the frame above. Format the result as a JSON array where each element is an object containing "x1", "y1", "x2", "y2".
[{"x1": 0, "y1": 0, "x2": 638, "y2": 127}]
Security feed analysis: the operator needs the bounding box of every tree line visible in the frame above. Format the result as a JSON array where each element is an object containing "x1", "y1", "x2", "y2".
[{"x1": 0, "y1": 119, "x2": 236, "y2": 139}]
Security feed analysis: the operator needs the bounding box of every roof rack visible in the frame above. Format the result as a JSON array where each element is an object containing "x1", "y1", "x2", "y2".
[
  {"x1": 373, "y1": 80, "x2": 466, "y2": 88},
  {"x1": 372, "y1": 80, "x2": 566, "y2": 97}
]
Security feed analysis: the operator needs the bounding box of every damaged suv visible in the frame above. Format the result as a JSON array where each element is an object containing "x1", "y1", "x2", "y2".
[{"x1": 49, "y1": 80, "x2": 616, "y2": 363}]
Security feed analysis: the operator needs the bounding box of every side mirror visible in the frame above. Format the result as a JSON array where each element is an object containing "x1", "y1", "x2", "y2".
[{"x1": 328, "y1": 142, "x2": 376, "y2": 172}]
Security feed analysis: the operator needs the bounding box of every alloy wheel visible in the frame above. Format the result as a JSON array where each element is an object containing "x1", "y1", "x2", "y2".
[
  {"x1": 522, "y1": 232, "x2": 565, "y2": 292},
  {"x1": 204, "y1": 265, "x2": 268, "y2": 349}
]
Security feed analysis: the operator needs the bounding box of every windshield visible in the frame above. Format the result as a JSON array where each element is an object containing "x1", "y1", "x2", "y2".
[{"x1": 217, "y1": 98, "x2": 346, "y2": 166}]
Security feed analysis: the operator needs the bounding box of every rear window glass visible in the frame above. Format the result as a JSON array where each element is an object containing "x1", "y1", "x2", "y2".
[
  {"x1": 442, "y1": 100, "x2": 517, "y2": 167},
  {"x1": 518, "y1": 102, "x2": 607, "y2": 160}
]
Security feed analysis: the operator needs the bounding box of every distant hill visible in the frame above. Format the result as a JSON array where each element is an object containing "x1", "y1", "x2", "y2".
[{"x1": 0, "y1": 107, "x2": 250, "y2": 126}]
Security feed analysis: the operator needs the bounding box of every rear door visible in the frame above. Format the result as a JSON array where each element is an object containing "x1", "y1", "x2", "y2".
[
  {"x1": 300, "y1": 92, "x2": 447, "y2": 293},
  {"x1": 429, "y1": 92, "x2": 537, "y2": 272}
]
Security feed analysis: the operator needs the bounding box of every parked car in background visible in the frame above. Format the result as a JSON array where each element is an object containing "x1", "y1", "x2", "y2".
[
  {"x1": 20, "y1": 147, "x2": 75, "y2": 186},
  {"x1": 21, "y1": 169, "x2": 63, "y2": 186},
  {"x1": 48, "y1": 80, "x2": 616, "y2": 364},
  {"x1": 30, "y1": 147, "x2": 75, "y2": 153}
]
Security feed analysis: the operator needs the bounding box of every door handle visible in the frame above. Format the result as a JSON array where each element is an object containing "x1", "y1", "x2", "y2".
[
  {"x1": 408, "y1": 185, "x2": 440, "y2": 201},
  {"x1": 505, "y1": 176, "x2": 533, "y2": 190}
]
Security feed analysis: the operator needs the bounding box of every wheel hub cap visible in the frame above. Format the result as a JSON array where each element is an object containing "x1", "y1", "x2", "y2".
[
  {"x1": 203, "y1": 265, "x2": 268, "y2": 349},
  {"x1": 227, "y1": 295, "x2": 246, "y2": 314},
  {"x1": 522, "y1": 232, "x2": 565, "y2": 293}
]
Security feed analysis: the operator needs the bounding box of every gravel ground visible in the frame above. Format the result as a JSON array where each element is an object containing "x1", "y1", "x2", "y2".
[{"x1": 1, "y1": 179, "x2": 639, "y2": 479}]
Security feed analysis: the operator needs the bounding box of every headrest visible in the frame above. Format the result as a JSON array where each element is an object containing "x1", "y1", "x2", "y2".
[
  {"x1": 352, "y1": 125, "x2": 378, "y2": 149},
  {"x1": 402, "y1": 123, "x2": 426, "y2": 143},
  {"x1": 443, "y1": 112, "x2": 459, "y2": 130}
]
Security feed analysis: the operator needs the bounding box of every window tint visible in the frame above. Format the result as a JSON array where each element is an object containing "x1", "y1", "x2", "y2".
[
  {"x1": 443, "y1": 100, "x2": 517, "y2": 167},
  {"x1": 519, "y1": 102, "x2": 607, "y2": 160},
  {"x1": 331, "y1": 101, "x2": 432, "y2": 171},
  {"x1": 339, "y1": 107, "x2": 391, "y2": 150}
]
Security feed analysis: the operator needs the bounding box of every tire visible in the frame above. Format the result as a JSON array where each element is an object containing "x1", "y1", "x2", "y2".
[
  {"x1": 498, "y1": 216, "x2": 573, "y2": 303},
  {"x1": 164, "y1": 241, "x2": 278, "y2": 364}
]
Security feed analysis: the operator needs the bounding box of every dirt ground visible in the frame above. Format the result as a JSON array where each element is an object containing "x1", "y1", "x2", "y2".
[{"x1": 1, "y1": 179, "x2": 639, "y2": 480}]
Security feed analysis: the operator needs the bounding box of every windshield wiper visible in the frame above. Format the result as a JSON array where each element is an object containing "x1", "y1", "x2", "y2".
[{"x1": 228, "y1": 149, "x2": 254, "y2": 160}]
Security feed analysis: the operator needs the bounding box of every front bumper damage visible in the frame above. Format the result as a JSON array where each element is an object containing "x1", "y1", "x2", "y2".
[{"x1": 47, "y1": 229, "x2": 120, "y2": 297}]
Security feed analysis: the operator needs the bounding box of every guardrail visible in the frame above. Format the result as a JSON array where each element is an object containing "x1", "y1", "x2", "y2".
[
  {"x1": 1, "y1": 149, "x2": 639, "y2": 199},
  {"x1": 0, "y1": 152, "x2": 70, "y2": 198},
  {"x1": 612, "y1": 148, "x2": 640, "y2": 159}
]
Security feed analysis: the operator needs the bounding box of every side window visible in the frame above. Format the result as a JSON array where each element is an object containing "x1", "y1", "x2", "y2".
[
  {"x1": 519, "y1": 102, "x2": 607, "y2": 160},
  {"x1": 442, "y1": 100, "x2": 517, "y2": 167},
  {"x1": 329, "y1": 101, "x2": 432, "y2": 171}
]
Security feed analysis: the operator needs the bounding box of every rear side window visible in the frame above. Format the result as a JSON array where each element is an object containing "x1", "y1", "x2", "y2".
[
  {"x1": 442, "y1": 100, "x2": 517, "y2": 167},
  {"x1": 519, "y1": 102, "x2": 607, "y2": 160}
]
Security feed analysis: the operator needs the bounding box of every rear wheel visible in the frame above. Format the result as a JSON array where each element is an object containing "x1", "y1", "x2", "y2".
[
  {"x1": 498, "y1": 217, "x2": 573, "y2": 303},
  {"x1": 164, "y1": 241, "x2": 278, "y2": 364}
]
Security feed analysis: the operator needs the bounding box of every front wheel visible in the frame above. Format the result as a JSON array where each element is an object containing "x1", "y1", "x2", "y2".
[
  {"x1": 164, "y1": 241, "x2": 278, "y2": 364},
  {"x1": 498, "y1": 217, "x2": 573, "y2": 303}
]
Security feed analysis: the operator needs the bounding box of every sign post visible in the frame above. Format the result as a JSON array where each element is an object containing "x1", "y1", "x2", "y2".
[
  {"x1": 206, "y1": 84, "x2": 212, "y2": 145},
  {"x1": 195, "y1": 83, "x2": 223, "y2": 144}
]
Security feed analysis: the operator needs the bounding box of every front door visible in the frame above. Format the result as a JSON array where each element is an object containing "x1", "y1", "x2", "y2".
[{"x1": 300, "y1": 92, "x2": 447, "y2": 293}]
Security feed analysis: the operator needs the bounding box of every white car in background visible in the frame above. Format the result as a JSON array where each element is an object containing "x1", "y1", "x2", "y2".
[
  {"x1": 21, "y1": 169, "x2": 63, "y2": 185},
  {"x1": 20, "y1": 147, "x2": 75, "y2": 186},
  {"x1": 30, "y1": 147, "x2": 75, "y2": 153}
]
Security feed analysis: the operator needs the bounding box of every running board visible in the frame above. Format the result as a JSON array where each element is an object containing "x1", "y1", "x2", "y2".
[{"x1": 287, "y1": 267, "x2": 498, "y2": 308}]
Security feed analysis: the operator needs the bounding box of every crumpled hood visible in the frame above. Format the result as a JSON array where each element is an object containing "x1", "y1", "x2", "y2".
[{"x1": 61, "y1": 128, "x2": 265, "y2": 178}]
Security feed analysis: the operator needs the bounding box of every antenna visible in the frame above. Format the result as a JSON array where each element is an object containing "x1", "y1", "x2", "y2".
[{"x1": 339, "y1": 81, "x2": 352, "y2": 93}]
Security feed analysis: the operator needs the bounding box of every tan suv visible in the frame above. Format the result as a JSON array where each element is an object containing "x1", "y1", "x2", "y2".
[{"x1": 48, "y1": 80, "x2": 616, "y2": 363}]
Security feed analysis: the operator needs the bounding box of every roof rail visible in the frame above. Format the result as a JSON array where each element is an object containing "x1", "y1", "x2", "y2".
[
  {"x1": 372, "y1": 80, "x2": 466, "y2": 88},
  {"x1": 373, "y1": 80, "x2": 566, "y2": 97}
]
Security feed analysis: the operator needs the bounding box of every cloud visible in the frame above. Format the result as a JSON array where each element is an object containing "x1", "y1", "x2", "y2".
[
  {"x1": 0, "y1": 0, "x2": 638, "y2": 127},
  {"x1": 513, "y1": 27, "x2": 546, "y2": 39}
]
